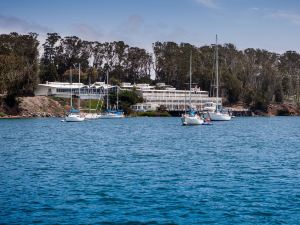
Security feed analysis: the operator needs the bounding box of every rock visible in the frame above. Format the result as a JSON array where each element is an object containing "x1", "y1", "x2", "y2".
[{"x1": 267, "y1": 103, "x2": 300, "y2": 116}]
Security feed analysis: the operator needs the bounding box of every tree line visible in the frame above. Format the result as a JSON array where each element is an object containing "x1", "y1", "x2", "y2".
[
  {"x1": 40, "y1": 33, "x2": 152, "y2": 85},
  {"x1": 0, "y1": 32, "x2": 300, "y2": 111},
  {"x1": 153, "y1": 42, "x2": 300, "y2": 110}
]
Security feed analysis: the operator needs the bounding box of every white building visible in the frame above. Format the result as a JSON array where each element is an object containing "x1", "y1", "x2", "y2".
[
  {"x1": 131, "y1": 103, "x2": 159, "y2": 112},
  {"x1": 119, "y1": 83, "x2": 220, "y2": 111},
  {"x1": 137, "y1": 88, "x2": 220, "y2": 111},
  {"x1": 35, "y1": 81, "x2": 221, "y2": 111},
  {"x1": 34, "y1": 81, "x2": 115, "y2": 99}
]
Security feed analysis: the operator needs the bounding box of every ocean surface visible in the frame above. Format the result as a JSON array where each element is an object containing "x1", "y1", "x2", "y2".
[{"x1": 0, "y1": 117, "x2": 299, "y2": 224}]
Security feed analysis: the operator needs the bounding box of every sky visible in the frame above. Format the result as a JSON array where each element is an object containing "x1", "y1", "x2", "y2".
[{"x1": 0, "y1": 0, "x2": 300, "y2": 53}]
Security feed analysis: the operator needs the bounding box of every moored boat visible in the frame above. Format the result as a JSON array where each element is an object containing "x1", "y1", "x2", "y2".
[
  {"x1": 182, "y1": 111, "x2": 204, "y2": 125},
  {"x1": 181, "y1": 53, "x2": 204, "y2": 126},
  {"x1": 65, "y1": 66, "x2": 85, "y2": 122},
  {"x1": 209, "y1": 35, "x2": 231, "y2": 121},
  {"x1": 208, "y1": 111, "x2": 231, "y2": 121},
  {"x1": 83, "y1": 113, "x2": 101, "y2": 120},
  {"x1": 65, "y1": 113, "x2": 85, "y2": 122},
  {"x1": 99, "y1": 72, "x2": 125, "y2": 119},
  {"x1": 98, "y1": 110, "x2": 124, "y2": 119}
]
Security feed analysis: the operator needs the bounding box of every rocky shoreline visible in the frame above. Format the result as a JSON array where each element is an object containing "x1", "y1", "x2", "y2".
[
  {"x1": 0, "y1": 96, "x2": 65, "y2": 119},
  {"x1": 1, "y1": 96, "x2": 300, "y2": 119}
]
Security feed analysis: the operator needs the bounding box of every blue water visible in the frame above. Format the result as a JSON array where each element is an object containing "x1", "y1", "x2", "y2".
[{"x1": 0, "y1": 117, "x2": 300, "y2": 224}]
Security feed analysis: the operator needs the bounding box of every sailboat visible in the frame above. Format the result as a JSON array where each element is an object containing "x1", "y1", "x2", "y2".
[
  {"x1": 98, "y1": 71, "x2": 124, "y2": 119},
  {"x1": 65, "y1": 66, "x2": 85, "y2": 122},
  {"x1": 209, "y1": 35, "x2": 231, "y2": 121},
  {"x1": 181, "y1": 53, "x2": 204, "y2": 125},
  {"x1": 84, "y1": 74, "x2": 101, "y2": 120}
]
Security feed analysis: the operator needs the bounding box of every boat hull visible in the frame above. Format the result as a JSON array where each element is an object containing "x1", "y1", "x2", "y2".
[
  {"x1": 65, "y1": 114, "x2": 85, "y2": 122},
  {"x1": 98, "y1": 113, "x2": 125, "y2": 119},
  {"x1": 181, "y1": 114, "x2": 204, "y2": 125},
  {"x1": 84, "y1": 113, "x2": 101, "y2": 120},
  {"x1": 209, "y1": 112, "x2": 231, "y2": 121}
]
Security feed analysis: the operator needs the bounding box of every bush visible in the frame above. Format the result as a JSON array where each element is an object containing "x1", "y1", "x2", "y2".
[
  {"x1": 4, "y1": 95, "x2": 18, "y2": 107},
  {"x1": 136, "y1": 111, "x2": 171, "y2": 117},
  {"x1": 109, "y1": 89, "x2": 143, "y2": 115},
  {"x1": 0, "y1": 112, "x2": 7, "y2": 117},
  {"x1": 277, "y1": 108, "x2": 290, "y2": 116}
]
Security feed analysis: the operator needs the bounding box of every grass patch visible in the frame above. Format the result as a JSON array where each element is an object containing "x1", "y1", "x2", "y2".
[
  {"x1": 49, "y1": 97, "x2": 69, "y2": 106},
  {"x1": 81, "y1": 99, "x2": 104, "y2": 111}
]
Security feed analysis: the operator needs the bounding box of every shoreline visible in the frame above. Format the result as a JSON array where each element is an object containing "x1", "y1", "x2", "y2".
[
  {"x1": 1, "y1": 113, "x2": 300, "y2": 119},
  {"x1": 1, "y1": 96, "x2": 300, "y2": 119}
]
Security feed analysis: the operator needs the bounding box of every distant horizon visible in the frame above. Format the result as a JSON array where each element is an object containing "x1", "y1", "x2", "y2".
[{"x1": 1, "y1": 0, "x2": 300, "y2": 54}]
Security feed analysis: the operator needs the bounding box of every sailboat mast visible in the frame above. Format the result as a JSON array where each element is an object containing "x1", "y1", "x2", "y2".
[
  {"x1": 70, "y1": 67, "x2": 73, "y2": 109},
  {"x1": 117, "y1": 87, "x2": 119, "y2": 110},
  {"x1": 79, "y1": 63, "x2": 81, "y2": 83},
  {"x1": 184, "y1": 88, "x2": 187, "y2": 113},
  {"x1": 78, "y1": 63, "x2": 81, "y2": 110},
  {"x1": 89, "y1": 74, "x2": 91, "y2": 113},
  {"x1": 215, "y1": 34, "x2": 219, "y2": 112},
  {"x1": 189, "y1": 52, "x2": 192, "y2": 109},
  {"x1": 106, "y1": 70, "x2": 109, "y2": 110}
]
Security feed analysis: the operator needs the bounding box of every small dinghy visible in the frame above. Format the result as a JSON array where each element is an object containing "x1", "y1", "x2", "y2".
[
  {"x1": 202, "y1": 121, "x2": 213, "y2": 125},
  {"x1": 202, "y1": 118, "x2": 213, "y2": 125}
]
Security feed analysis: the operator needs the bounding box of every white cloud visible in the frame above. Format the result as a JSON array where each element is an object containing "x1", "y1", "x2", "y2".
[
  {"x1": 194, "y1": 0, "x2": 217, "y2": 9},
  {"x1": 105, "y1": 15, "x2": 189, "y2": 52},
  {"x1": 120, "y1": 14, "x2": 144, "y2": 34},
  {"x1": 0, "y1": 14, "x2": 52, "y2": 57},
  {"x1": 71, "y1": 24, "x2": 104, "y2": 41},
  {"x1": 269, "y1": 10, "x2": 300, "y2": 26},
  {"x1": 0, "y1": 14, "x2": 51, "y2": 34}
]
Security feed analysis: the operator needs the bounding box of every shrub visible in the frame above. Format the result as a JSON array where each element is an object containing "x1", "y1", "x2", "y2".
[{"x1": 0, "y1": 112, "x2": 7, "y2": 117}]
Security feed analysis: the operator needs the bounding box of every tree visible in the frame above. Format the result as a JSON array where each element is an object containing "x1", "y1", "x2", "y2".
[
  {"x1": 115, "y1": 89, "x2": 143, "y2": 114},
  {"x1": 40, "y1": 33, "x2": 61, "y2": 82},
  {"x1": 0, "y1": 32, "x2": 39, "y2": 97}
]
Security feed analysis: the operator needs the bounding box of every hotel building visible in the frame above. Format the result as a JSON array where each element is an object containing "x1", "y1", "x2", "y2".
[{"x1": 34, "y1": 82, "x2": 220, "y2": 111}]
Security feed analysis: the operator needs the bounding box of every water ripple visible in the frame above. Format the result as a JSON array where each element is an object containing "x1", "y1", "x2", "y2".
[{"x1": 0, "y1": 117, "x2": 300, "y2": 224}]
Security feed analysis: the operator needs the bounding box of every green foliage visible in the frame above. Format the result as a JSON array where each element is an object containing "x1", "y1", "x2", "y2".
[
  {"x1": 109, "y1": 90, "x2": 143, "y2": 115},
  {"x1": 4, "y1": 94, "x2": 18, "y2": 107},
  {"x1": 277, "y1": 108, "x2": 290, "y2": 116},
  {"x1": 253, "y1": 94, "x2": 269, "y2": 112},
  {"x1": 81, "y1": 99, "x2": 102, "y2": 112},
  {"x1": 222, "y1": 72, "x2": 241, "y2": 104},
  {"x1": 243, "y1": 88, "x2": 255, "y2": 106},
  {"x1": 1, "y1": 31, "x2": 300, "y2": 112},
  {"x1": 136, "y1": 111, "x2": 171, "y2": 117},
  {"x1": 274, "y1": 84, "x2": 284, "y2": 103},
  {"x1": 49, "y1": 96, "x2": 68, "y2": 106},
  {"x1": 40, "y1": 35, "x2": 152, "y2": 84},
  {"x1": 154, "y1": 42, "x2": 300, "y2": 109},
  {"x1": 0, "y1": 112, "x2": 7, "y2": 117},
  {"x1": 119, "y1": 90, "x2": 143, "y2": 105},
  {"x1": 157, "y1": 105, "x2": 167, "y2": 112},
  {"x1": 0, "y1": 32, "x2": 39, "y2": 97}
]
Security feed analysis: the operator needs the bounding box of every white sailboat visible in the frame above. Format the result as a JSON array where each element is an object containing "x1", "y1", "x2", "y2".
[
  {"x1": 98, "y1": 71, "x2": 124, "y2": 119},
  {"x1": 65, "y1": 66, "x2": 85, "y2": 122},
  {"x1": 65, "y1": 113, "x2": 85, "y2": 122},
  {"x1": 181, "y1": 53, "x2": 204, "y2": 125},
  {"x1": 84, "y1": 73, "x2": 101, "y2": 120},
  {"x1": 209, "y1": 35, "x2": 231, "y2": 121}
]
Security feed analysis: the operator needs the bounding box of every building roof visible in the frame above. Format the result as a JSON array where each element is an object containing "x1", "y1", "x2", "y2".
[{"x1": 38, "y1": 81, "x2": 116, "y2": 90}]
